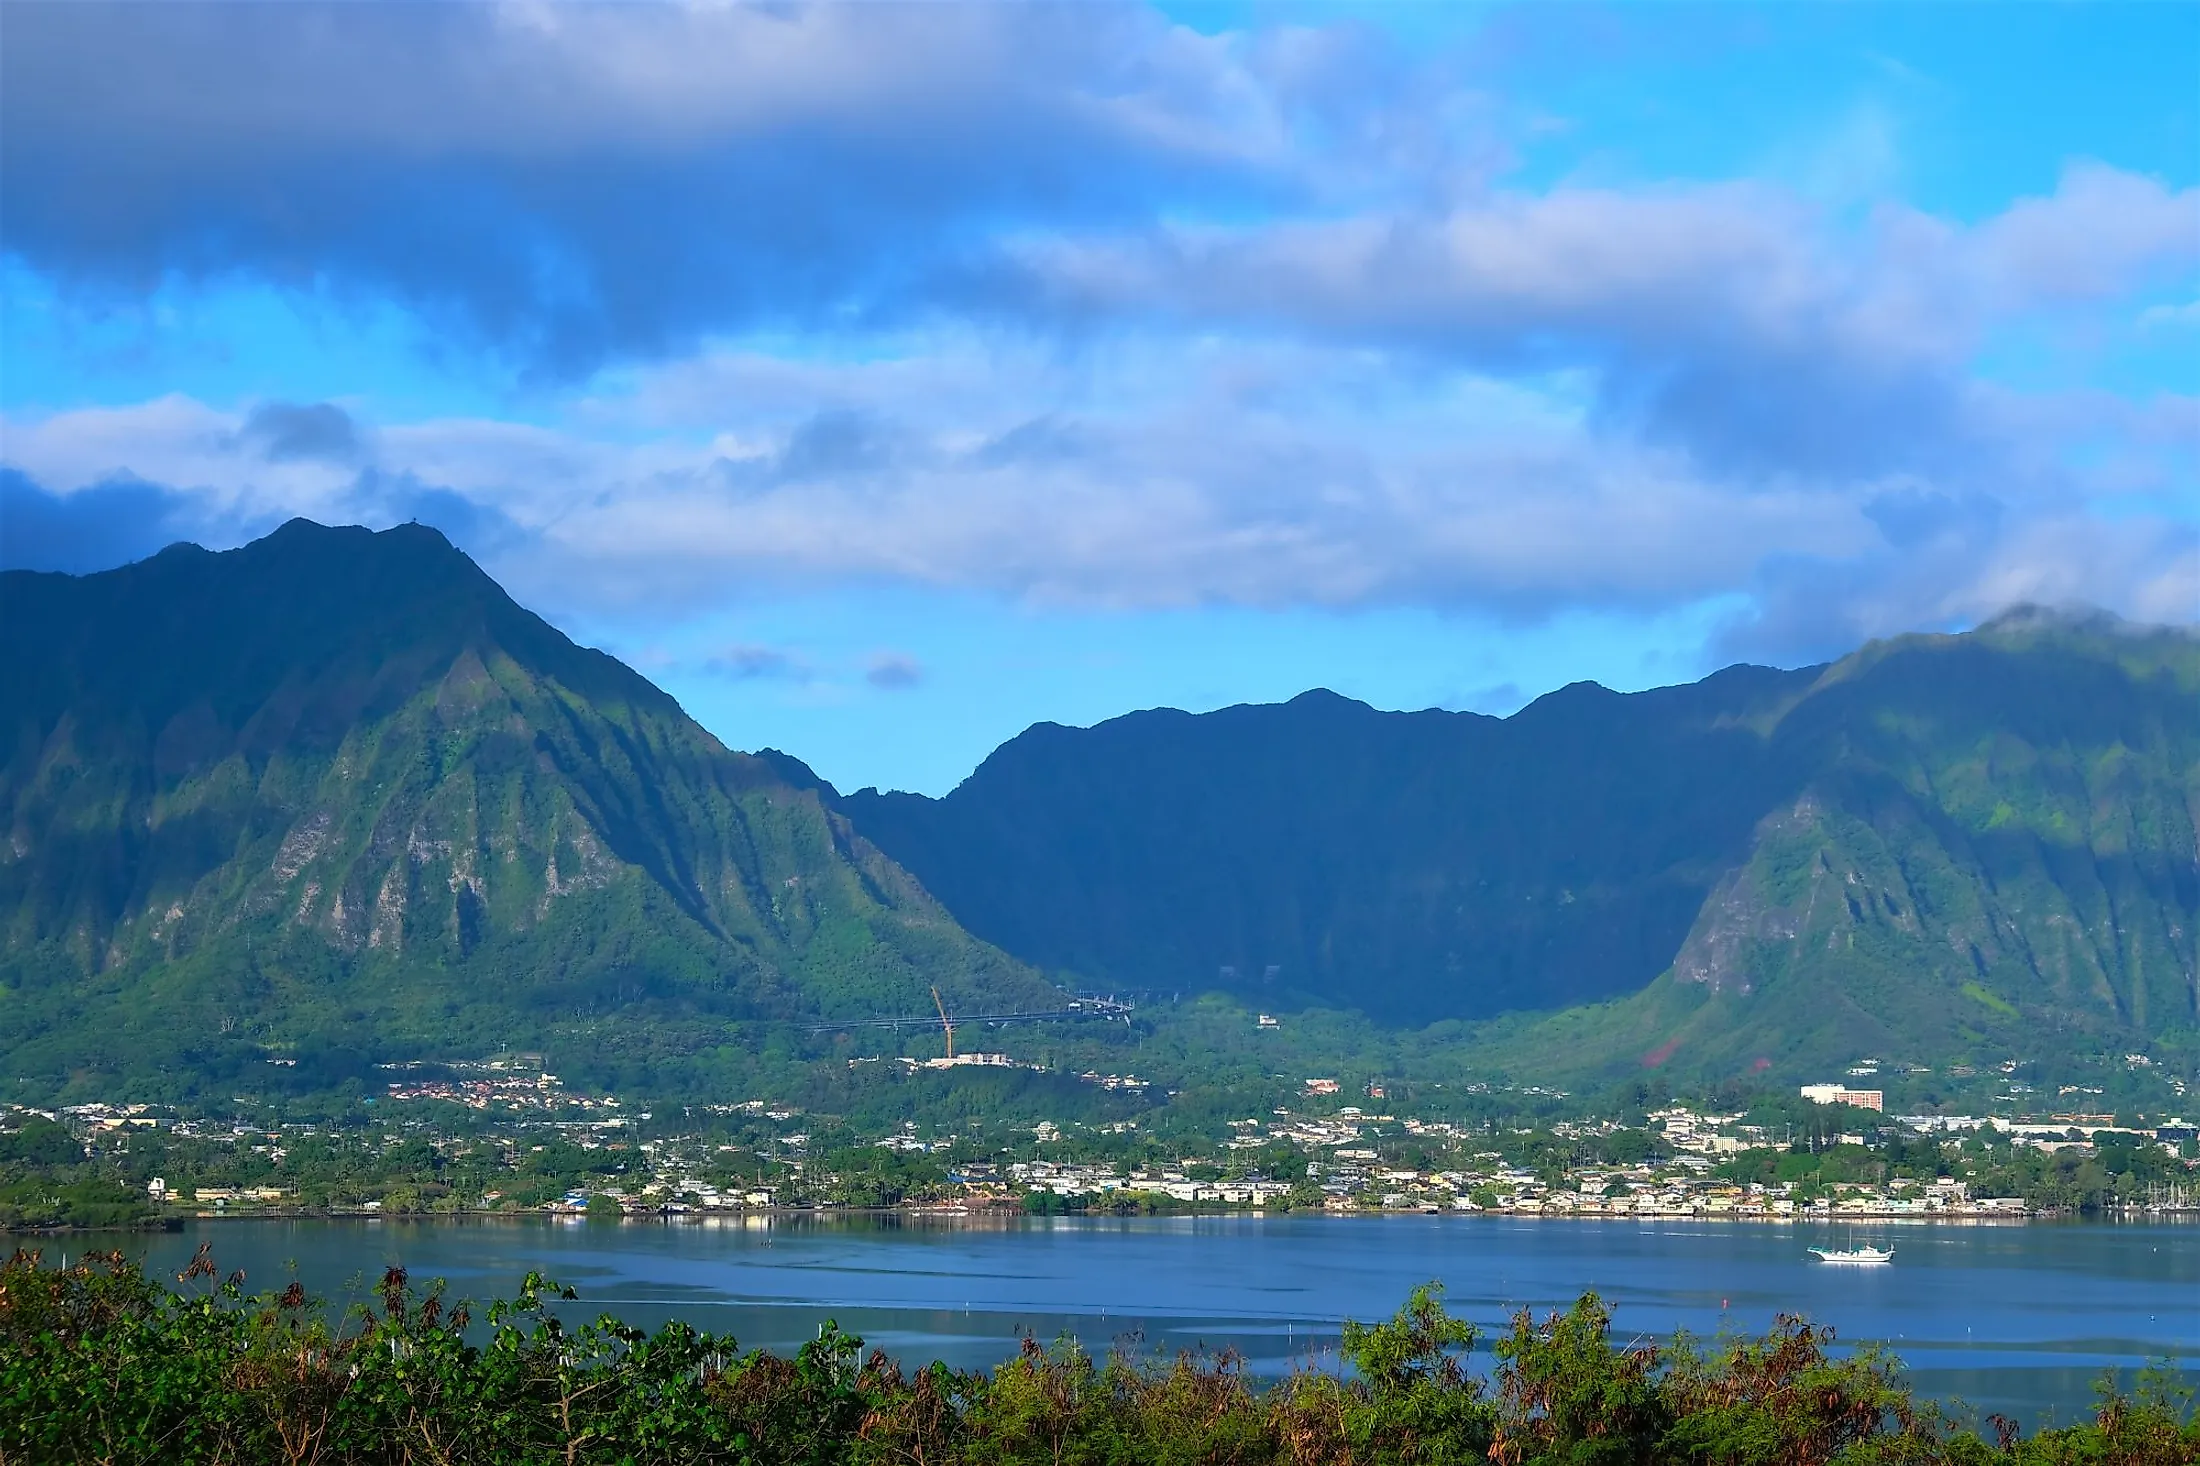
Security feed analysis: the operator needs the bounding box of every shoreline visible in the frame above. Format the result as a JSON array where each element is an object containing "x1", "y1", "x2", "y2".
[{"x1": 16, "y1": 1201, "x2": 2200, "y2": 1235}]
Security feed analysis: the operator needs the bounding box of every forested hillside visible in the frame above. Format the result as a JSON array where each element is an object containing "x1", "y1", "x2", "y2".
[
  {"x1": 842, "y1": 668, "x2": 1818, "y2": 1022},
  {"x1": 4, "y1": 520, "x2": 2192, "y2": 1095},
  {"x1": 0, "y1": 521, "x2": 1051, "y2": 1094},
  {"x1": 841, "y1": 612, "x2": 2200, "y2": 1067}
]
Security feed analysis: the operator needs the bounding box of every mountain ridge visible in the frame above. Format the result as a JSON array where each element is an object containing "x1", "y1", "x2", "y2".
[
  {"x1": 3, "y1": 521, "x2": 2194, "y2": 1094},
  {"x1": 1, "y1": 520, "x2": 1053, "y2": 1095},
  {"x1": 836, "y1": 611, "x2": 2200, "y2": 1068}
]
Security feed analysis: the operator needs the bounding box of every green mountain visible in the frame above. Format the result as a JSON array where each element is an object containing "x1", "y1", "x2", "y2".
[
  {"x1": 840, "y1": 612, "x2": 2200, "y2": 1071},
  {"x1": 5, "y1": 520, "x2": 2193, "y2": 1095},
  {"x1": 0, "y1": 521, "x2": 1050, "y2": 1094}
]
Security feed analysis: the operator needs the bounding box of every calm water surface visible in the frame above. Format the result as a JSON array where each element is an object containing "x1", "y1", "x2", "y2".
[{"x1": 83, "y1": 1214, "x2": 2198, "y2": 1430}]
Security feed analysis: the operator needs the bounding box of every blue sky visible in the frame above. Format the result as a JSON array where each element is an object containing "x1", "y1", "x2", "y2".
[{"x1": 2, "y1": 2, "x2": 2194, "y2": 794}]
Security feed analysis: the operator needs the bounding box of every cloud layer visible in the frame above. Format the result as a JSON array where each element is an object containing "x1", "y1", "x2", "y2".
[
  {"x1": 1, "y1": 1, "x2": 2194, "y2": 667},
  {"x1": 3, "y1": 1, "x2": 1352, "y2": 370},
  {"x1": 9, "y1": 333, "x2": 2191, "y2": 663}
]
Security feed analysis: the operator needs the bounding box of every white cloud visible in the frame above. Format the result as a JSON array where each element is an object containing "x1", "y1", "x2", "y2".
[
  {"x1": 1973, "y1": 164, "x2": 2200, "y2": 306},
  {"x1": 2140, "y1": 299, "x2": 2200, "y2": 330},
  {"x1": 0, "y1": 396, "x2": 359, "y2": 516},
  {"x1": 1, "y1": 7, "x2": 2190, "y2": 662},
  {"x1": 991, "y1": 164, "x2": 2197, "y2": 485},
  {"x1": 6, "y1": 317, "x2": 2189, "y2": 663},
  {"x1": 0, "y1": 1, "x2": 1406, "y2": 369}
]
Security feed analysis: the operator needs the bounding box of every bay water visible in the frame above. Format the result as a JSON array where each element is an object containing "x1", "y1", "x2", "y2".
[{"x1": 72, "y1": 1214, "x2": 2199, "y2": 1430}]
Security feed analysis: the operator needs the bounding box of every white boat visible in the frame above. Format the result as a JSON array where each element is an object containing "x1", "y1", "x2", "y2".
[{"x1": 1808, "y1": 1245, "x2": 1894, "y2": 1264}]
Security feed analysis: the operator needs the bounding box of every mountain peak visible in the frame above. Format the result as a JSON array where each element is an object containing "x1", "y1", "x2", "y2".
[
  {"x1": 1974, "y1": 602, "x2": 2129, "y2": 637},
  {"x1": 1, "y1": 521, "x2": 1056, "y2": 1092},
  {"x1": 245, "y1": 517, "x2": 475, "y2": 578},
  {"x1": 1513, "y1": 679, "x2": 1620, "y2": 719},
  {"x1": 2, "y1": 516, "x2": 614, "y2": 752},
  {"x1": 261, "y1": 515, "x2": 451, "y2": 547}
]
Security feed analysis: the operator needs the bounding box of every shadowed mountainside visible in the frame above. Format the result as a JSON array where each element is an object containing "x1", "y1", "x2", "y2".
[{"x1": 840, "y1": 612, "x2": 2200, "y2": 1068}]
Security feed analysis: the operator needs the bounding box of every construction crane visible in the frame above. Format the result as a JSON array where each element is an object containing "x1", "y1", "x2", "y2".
[
  {"x1": 931, "y1": 986, "x2": 956, "y2": 1061},
  {"x1": 802, "y1": 995, "x2": 1134, "y2": 1038}
]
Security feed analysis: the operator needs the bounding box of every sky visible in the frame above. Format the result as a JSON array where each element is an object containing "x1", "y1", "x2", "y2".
[{"x1": 1, "y1": 2, "x2": 2194, "y2": 795}]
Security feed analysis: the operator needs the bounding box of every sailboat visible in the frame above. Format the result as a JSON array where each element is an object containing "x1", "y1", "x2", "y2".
[{"x1": 1808, "y1": 1243, "x2": 1894, "y2": 1264}]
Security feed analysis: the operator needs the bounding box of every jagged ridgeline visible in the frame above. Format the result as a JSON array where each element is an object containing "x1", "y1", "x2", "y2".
[
  {"x1": 0, "y1": 521, "x2": 1051, "y2": 1089},
  {"x1": 841, "y1": 612, "x2": 2200, "y2": 1073},
  {"x1": 5, "y1": 518, "x2": 2196, "y2": 1091}
]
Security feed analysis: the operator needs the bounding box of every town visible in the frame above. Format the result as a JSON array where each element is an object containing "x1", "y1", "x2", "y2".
[{"x1": 7, "y1": 1055, "x2": 2196, "y2": 1230}]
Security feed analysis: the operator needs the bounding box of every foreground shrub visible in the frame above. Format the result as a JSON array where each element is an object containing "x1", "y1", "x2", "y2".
[{"x1": 0, "y1": 1248, "x2": 2189, "y2": 1465}]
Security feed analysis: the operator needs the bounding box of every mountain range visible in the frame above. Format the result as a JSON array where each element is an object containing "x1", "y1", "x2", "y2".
[
  {"x1": 844, "y1": 615, "x2": 2200, "y2": 1072},
  {"x1": 3, "y1": 521, "x2": 2195, "y2": 1094}
]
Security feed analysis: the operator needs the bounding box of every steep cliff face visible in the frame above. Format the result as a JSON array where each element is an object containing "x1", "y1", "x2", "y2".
[
  {"x1": 0, "y1": 522, "x2": 1048, "y2": 1085},
  {"x1": 1656, "y1": 615, "x2": 2200, "y2": 1064},
  {"x1": 839, "y1": 611, "x2": 2199, "y2": 1062}
]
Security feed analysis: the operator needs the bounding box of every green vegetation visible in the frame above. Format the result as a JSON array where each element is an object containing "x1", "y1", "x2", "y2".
[
  {"x1": 3, "y1": 1249, "x2": 2194, "y2": 1464},
  {"x1": 1, "y1": 521, "x2": 1053, "y2": 1102},
  {"x1": 0, "y1": 1172, "x2": 161, "y2": 1231},
  {"x1": 0, "y1": 1120, "x2": 164, "y2": 1229},
  {"x1": 846, "y1": 611, "x2": 2200, "y2": 1080},
  {"x1": 3, "y1": 523, "x2": 2195, "y2": 1106},
  {"x1": 1942, "y1": 1132, "x2": 2192, "y2": 1214}
]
